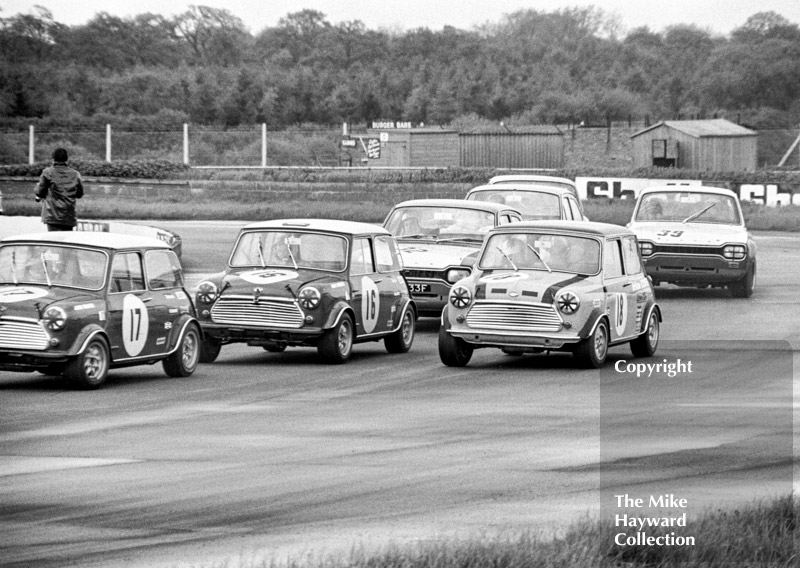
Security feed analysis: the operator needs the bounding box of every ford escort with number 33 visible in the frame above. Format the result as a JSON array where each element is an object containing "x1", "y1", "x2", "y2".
[
  {"x1": 0, "y1": 232, "x2": 201, "y2": 388},
  {"x1": 628, "y1": 186, "x2": 756, "y2": 298},
  {"x1": 383, "y1": 199, "x2": 523, "y2": 317},
  {"x1": 194, "y1": 219, "x2": 416, "y2": 364},
  {"x1": 438, "y1": 221, "x2": 661, "y2": 368}
]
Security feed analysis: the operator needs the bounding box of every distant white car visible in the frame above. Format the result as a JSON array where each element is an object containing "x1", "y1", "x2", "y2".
[
  {"x1": 76, "y1": 220, "x2": 182, "y2": 258},
  {"x1": 628, "y1": 186, "x2": 756, "y2": 298},
  {"x1": 466, "y1": 183, "x2": 588, "y2": 221},
  {"x1": 488, "y1": 174, "x2": 579, "y2": 198}
]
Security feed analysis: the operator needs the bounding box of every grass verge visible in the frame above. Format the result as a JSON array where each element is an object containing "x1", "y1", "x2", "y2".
[
  {"x1": 4, "y1": 193, "x2": 799, "y2": 231},
  {"x1": 208, "y1": 495, "x2": 797, "y2": 567}
]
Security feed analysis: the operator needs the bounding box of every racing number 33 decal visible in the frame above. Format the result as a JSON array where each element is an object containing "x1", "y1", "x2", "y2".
[
  {"x1": 657, "y1": 230, "x2": 684, "y2": 237},
  {"x1": 121, "y1": 294, "x2": 149, "y2": 356},
  {"x1": 360, "y1": 276, "x2": 379, "y2": 334}
]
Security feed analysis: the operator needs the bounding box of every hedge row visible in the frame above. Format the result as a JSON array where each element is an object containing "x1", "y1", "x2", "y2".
[{"x1": 2, "y1": 160, "x2": 799, "y2": 186}]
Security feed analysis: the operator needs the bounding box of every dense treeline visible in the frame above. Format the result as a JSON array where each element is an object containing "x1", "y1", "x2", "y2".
[{"x1": 1, "y1": 5, "x2": 799, "y2": 130}]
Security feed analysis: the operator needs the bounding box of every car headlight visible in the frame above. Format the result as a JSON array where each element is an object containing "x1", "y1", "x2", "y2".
[
  {"x1": 723, "y1": 244, "x2": 746, "y2": 260},
  {"x1": 555, "y1": 290, "x2": 580, "y2": 315},
  {"x1": 298, "y1": 286, "x2": 321, "y2": 310},
  {"x1": 449, "y1": 285, "x2": 472, "y2": 309},
  {"x1": 43, "y1": 306, "x2": 67, "y2": 331},
  {"x1": 196, "y1": 281, "x2": 218, "y2": 304},
  {"x1": 446, "y1": 267, "x2": 471, "y2": 283},
  {"x1": 638, "y1": 241, "x2": 653, "y2": 257}
]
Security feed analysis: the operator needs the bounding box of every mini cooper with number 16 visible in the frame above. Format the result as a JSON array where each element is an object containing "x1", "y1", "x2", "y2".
[
  {"x1": 628, "y1": 186, "x2": 756, "y2": 297},
  {"x1": 0, "y1": 232, "x2": 201, "y2": 389},
  {"x1": 439, "y1": 221, "x2": 661, "y2": 368},
  {"x1": 195, "y1": 219, "x2": 416, "y2": 364}
]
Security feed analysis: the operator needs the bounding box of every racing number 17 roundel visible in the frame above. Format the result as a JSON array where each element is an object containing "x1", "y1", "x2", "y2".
[{"x1": 121, "y1": 294, "x2": 149, "y2": 356}]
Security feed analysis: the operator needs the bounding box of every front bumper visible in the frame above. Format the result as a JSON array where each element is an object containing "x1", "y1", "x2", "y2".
[
  {"x1": 642, "y1": 254, "x2": 748, "y2": 285},
  {"x1": 0, "y1": 351, "x2": 71, "y2": 372},
  {"x1": 448, "y1": 327, "x2": 580, "y2": 350},
  {"x1": 199, "y1": 322, "x2": 325, "y2": 346}
]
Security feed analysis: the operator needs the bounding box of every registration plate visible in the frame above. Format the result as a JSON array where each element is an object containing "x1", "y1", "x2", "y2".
[{"x1": 409, "y1": 283, "x2": 431, "y2": 293}]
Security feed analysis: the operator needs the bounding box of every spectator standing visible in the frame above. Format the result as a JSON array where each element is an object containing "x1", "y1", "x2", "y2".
[{"x1": 35, "y1": 148, "x2": 84, "y2": 231}]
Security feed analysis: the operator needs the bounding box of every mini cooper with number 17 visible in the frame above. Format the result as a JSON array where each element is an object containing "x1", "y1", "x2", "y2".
[
  {"x1": 195, "y1": 219, "x2": 416, "y2": 364},
  {"x1": 0, "y1": 232, "x2": 201, "y2": 389},
  {"x1": 628, "y1": 186, "x2": 756, "y2": 297},
  {"x1": 438, "y1": 221, "x2": 661, "y2": 368}
]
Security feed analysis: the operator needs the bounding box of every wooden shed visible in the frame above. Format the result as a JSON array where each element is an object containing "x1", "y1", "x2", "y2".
[
  {"x1": 630, "y1": 119, "x2": 758, "y2": 172},
  {"x1": 354, "y1": 128, "x2": 460, "y2": 167},
  {"x1": 460, "y1": 125, "x2": 565, "y2": 168}
]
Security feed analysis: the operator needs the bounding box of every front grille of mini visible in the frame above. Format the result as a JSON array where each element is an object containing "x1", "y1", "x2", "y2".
[
  {"x1": 211, "y1": 297, "x2": 304, "y2": 328},
  {"x1": 0, "y1": 318, "x2": 50, "y2": 350},
  {"x1": 466, "y1": 302, "x2": 562, "y2": 332}
]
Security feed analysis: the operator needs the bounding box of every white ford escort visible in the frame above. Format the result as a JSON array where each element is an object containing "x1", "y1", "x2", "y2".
[{"x1": 628, "y1": 186, "x2": 756, "y2": 298}]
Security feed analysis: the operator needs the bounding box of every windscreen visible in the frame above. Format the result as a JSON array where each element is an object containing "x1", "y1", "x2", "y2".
[
  {"x1": 230, "y1": 231, "x2": 348, "y2": 272},
  {"x1": 0, "y1": 245, "x2": 108, "y2": 289}
]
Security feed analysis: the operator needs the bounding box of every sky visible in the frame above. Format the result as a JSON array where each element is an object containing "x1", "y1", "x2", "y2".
[{"x1": 2, "y1": 0, "x2": 799, "y2": 35}]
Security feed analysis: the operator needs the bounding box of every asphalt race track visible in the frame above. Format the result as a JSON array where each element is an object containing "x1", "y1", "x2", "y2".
[{"x1": 1, "y1": 219, "x2": 798, "y2": 567}]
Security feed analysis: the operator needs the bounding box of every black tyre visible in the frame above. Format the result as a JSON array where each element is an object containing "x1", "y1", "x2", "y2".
[
  {"x1": 318, "y1": 313, "x2": 354, "y2": 364},
  {"x1": 65, "y1": 336, "x2": 110, "y2": 389},
  {"x1": 163, "y1": 323, "x2": 201, "y2": 377},
  {"x1": 575, "y1": 319, "x2": 609, "y2": 368},
  {"x1": 199, "y1": 336, "x2": 222, "y2": 363},
  {"x1": 730, "y1": 261, "x2": 756, "y2": 298},
  {"x1": 630, "y1": 310, "x2": 659, "y2": 358},
  {"x1": 438, "y1": 325, "x2": 473, "y2": 367},
  {"x1": 385, "y1": 308, "x2": 415, "y2": 353}
]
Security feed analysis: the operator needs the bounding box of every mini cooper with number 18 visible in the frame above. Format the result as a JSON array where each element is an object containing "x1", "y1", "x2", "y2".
[
  {"x1": 628, "y1": 186, "x2": 756, "y2": 297},
  {"x1": 0, "y1": 232, "x2": 201, "y2": 389},
  {"x1": 439, "y1": 221, "x2": 661, "y2": 368},
  {"x1": 195, "y1": 219, "x2": 416, "y2": 364}
]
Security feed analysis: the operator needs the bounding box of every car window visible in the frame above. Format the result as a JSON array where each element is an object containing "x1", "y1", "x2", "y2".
[
  {"x1": 111, "y1": 252, "x2": 146, "y2": 292},
  {"x1": 562, "y1": 198, "x2": 574, "y2": 220},
  {"x1": 480, "y1": 233, "x2": 600, "y2": 274},
  {"x1": 350, "y1": 238, "x2": 375, "y2": 275},
  {"x1": 635, "y1": 191, "x2": 741, "y2": 224},
  {"x1": 375, "y1": 236, "x2": 402, "y2": 272},
  {"x1": 621, "y1": 237, "x2": 642, "y2": 275},
  {"x1": 146, "y1": 250, "x2": 184, "y2": 289},
  {"x1": 566, "y1": 197, "x2": 581, "y2": 220},
  {"x1": 604, "y1": 239, "x2": 624, "y2": 278},
  {"x1": 231, "y1": 231, "x2": 347, "y2": 271},
  {"x1": 0, "y1": 244, "x2": 107, "y2": 290}
]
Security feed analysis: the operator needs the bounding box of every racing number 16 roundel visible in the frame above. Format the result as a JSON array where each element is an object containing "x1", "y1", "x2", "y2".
[{"x1": 360, "y1": 276, "x2": 379, "y2": 333}]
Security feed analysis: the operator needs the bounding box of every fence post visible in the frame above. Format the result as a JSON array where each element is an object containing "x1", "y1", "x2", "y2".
[
  {"x1": 183, "y1": 124, "x2": 189, "y2": 165},
  {"x1": 262, "y1": 123, "x2": 267, "y2": 167},
  {"x1": 106, "y1": 124, "x2": 112, "y2": 162},
  {"x1": 29, "y1": 125, "x2": 35, "y2": 164}
]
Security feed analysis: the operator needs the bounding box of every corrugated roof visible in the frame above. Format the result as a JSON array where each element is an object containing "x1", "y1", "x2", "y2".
[{"x1": 631, "y1": 119, "x2": 757, "y2": 138}]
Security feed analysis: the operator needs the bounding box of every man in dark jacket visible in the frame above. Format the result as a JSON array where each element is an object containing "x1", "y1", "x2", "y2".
[{"x1": 35, "y1": 148, "x2": 84, "y2": 231}]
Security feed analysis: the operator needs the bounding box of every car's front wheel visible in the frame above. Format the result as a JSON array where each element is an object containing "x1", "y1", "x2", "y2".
[
  {"x1": 163, "y1": 323, "x2": 201, "y2": 377},
  {"x1": 730, "y1": 261, "x2": 756, "y2": 298},
  {"x1": 65, "y1": 336, "x2": 110, "y2": 389},
  {"x1": 438, "y1": 325, "x2": 473, "y2": 367},
  {"x1": 318, "y1": 313, "x2": 354, "y2": 364},
  {"x1": 385, "y1": 308, "x2": 415, "y2": 353},
  {"x1": 575, "y1": 319, "x2": 609, "y2": 368},
  {"x1": 630, "y1": 310, "x2": 659, "y2": 358}
]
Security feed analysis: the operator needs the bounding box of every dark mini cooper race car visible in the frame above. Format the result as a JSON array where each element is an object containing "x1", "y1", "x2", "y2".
[
  {"x1": 439, "y1": 221, "x2": 661, "y2": 368},
  {"x1": 0, "y1": 232, "x2": 201, "y2": 388},
  {"x1": 195, "y1": 219, "x2": 416, "y2": 363}
]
